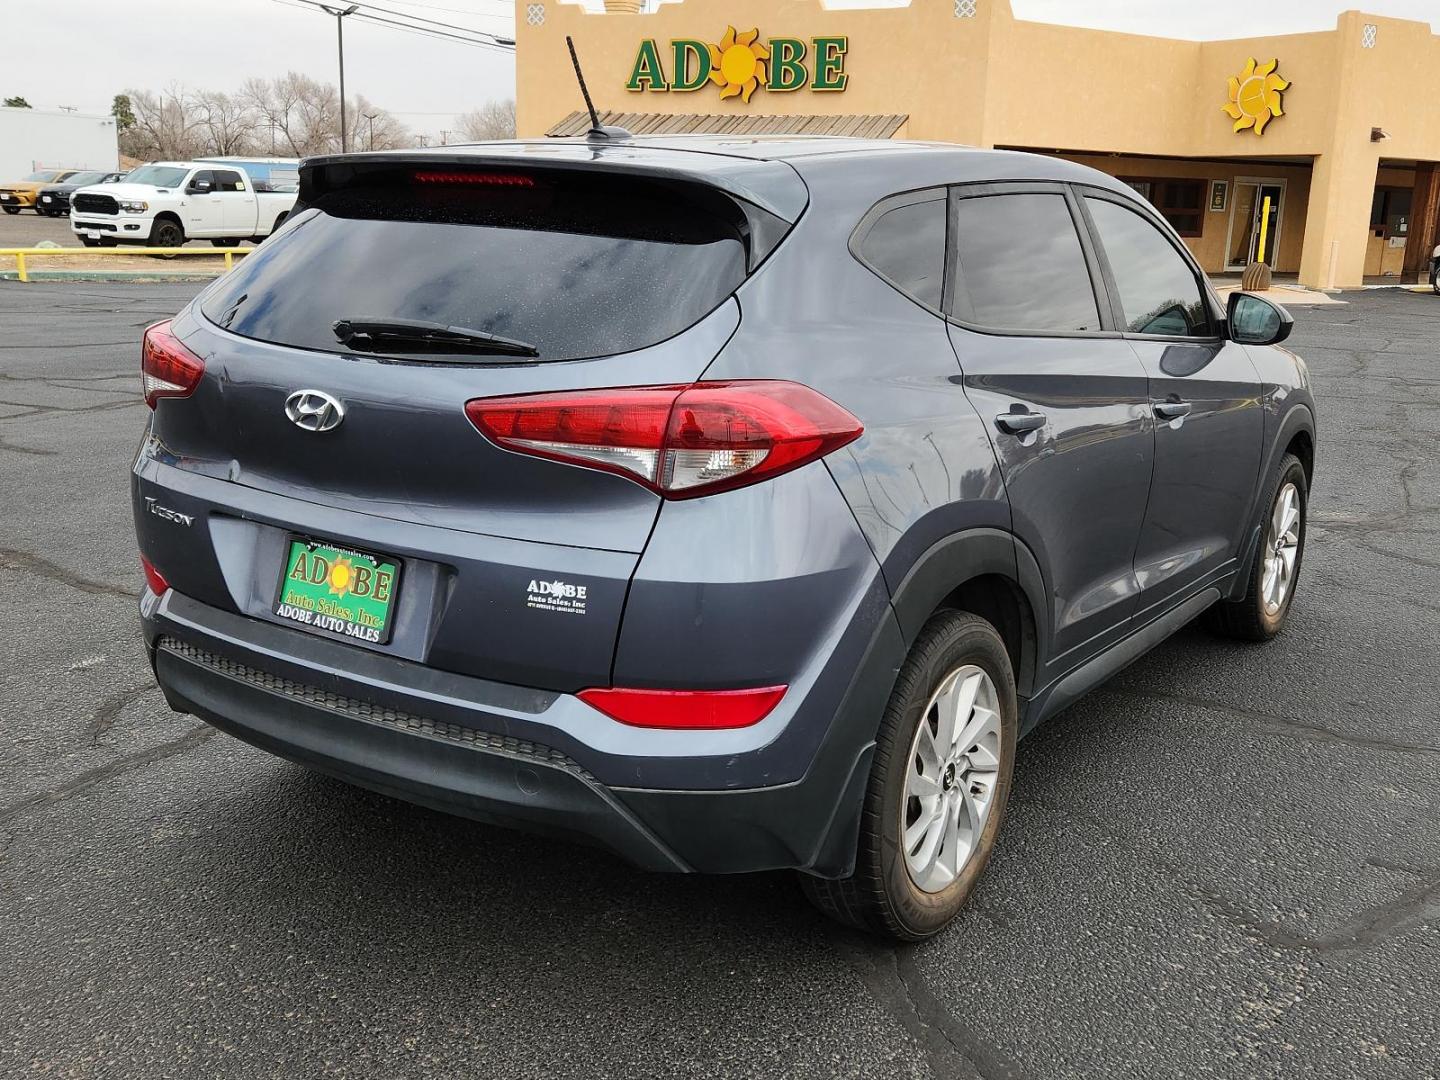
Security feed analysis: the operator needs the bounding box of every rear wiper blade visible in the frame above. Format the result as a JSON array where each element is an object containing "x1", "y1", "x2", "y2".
[{"x1": 332, "y1": 317, "x2": 540, "y2": 359}]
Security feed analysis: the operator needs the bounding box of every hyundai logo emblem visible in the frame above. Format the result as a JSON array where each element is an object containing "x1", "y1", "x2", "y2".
[{"x1": 284, "y1": 389, "x2": 346, "y2": 433}]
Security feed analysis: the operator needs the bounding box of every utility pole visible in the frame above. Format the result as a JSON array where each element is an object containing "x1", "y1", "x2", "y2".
[
  {"x1": 320, "y1": 4, "x2": 359, "y2": 152},
  {"x1": 439, "y1": 129, "x2": 452, "y2": 146},
  {"x1": 363, "y1": 111, "x2": 379, "y2": 150}
]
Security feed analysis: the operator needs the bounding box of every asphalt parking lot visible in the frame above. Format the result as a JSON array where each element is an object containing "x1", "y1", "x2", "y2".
[
  {"x1": 2, "y1": 282, "x2": 1438, "y2": 1079},
  {"x1": 0, "y1": 208, "x2": 229, "y2": 249}
]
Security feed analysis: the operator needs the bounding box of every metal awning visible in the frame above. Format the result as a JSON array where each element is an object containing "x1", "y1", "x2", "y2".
[{"x1": 545, "y1": 111, "x2": 908, "y2": 139}]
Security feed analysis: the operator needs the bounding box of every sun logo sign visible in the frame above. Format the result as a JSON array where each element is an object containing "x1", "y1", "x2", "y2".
[
  {"x1": 627, "y1": 28, "x2": 848, "y2": 100},
  {"x1": 1223, "y1": 58, "x2": 1290, "y2": 136},
  {"x1": 708, "y1": 26, "x2": 771, "y2": 102}
]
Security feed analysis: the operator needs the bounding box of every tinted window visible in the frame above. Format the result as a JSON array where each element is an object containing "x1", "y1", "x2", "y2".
[
  {"x1": 860, "y1": 196, "x2": 945, "y2": 309},
  {"x1": 951, "y1": 193, "x2": 1100, "y2": 332},
  {"x1": 213, "y1": 170, "x2": 246, "y2": 192},
  {"x1": 1086, "y1": 197, "x2": 1212, "y2": 337},
  {"x1": 201, "y1": 170, "x2": 749, "y2": 363}
]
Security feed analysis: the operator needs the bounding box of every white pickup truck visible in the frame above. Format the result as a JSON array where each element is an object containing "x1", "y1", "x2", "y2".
[{"x1": 69, "y1": 159, "x2": 299, "y2": 248}]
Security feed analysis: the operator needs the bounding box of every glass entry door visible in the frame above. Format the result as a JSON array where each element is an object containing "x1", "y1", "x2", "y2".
[{"x1": 1227, "y1": 182, "x2": 1284, "y2": 270}]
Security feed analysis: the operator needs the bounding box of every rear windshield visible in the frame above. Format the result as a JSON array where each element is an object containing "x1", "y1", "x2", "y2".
[{"x1": 200, "y1": 168, "x2": 749, "y2": 362}]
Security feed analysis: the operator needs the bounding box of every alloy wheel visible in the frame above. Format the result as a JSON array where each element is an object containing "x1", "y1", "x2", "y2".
[
  {"x1": 901, "y1": 664, "x2": 1002, "y2": 894},
  {"x1": 1262, "y1": 481, "x2": 1302, "y2": 615}
]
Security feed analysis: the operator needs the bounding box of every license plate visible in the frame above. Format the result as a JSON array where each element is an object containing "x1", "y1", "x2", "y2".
[
  {"x1": 274, "y1": 538, "x2": 401, "y2": 644},
  {"x1": 41, "y1": 196, "x2": 50, "y2": 203},
  {"x1": 85, "y1": 230, "x2": 99, "y2": 238}
]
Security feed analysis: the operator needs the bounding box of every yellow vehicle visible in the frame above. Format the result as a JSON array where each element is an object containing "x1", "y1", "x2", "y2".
[{"x1": 0, "y1": 169, "x2": 80, "y2": 214}]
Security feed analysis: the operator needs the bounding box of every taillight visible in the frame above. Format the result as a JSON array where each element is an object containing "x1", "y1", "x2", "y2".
[
  {"x1": 140, "y1": 555, "x2": 170, "y2": 596},
  {"x1": 465, "y1": 381, "x2": 863, "y2": 499},
  {"x1": 141, "y1": 320, "x2": 204, "y2": 408},
  {"x1": 413, "y1": 170, "x2": 535, "y2": 187},
  {"x1": 578, "y1": 685, "x2": 786, "y2": 730}
]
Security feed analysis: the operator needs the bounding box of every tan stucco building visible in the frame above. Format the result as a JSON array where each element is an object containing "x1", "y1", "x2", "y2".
[{"x1": 515, "y1": 0, "x2": 1440, "y2": 288}]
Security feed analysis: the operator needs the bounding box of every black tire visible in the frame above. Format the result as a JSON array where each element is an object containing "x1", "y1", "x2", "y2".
[
  {"x1": 2, "y1": 205, "x2": 19, "y2": 215},
  {"x1": 1432, "y1": 271, "x2": 1439, "y2": 296},
  {"x1": 1206, "y1": 453, "x2": 1307, "y2": 641},
  {"x1": 210, "y1": 237, "x2": 243, "y2": 248},
  {"x1": 80, "y1": 236, "x2": 102, "y2": 248},
  {"x1": 800, "y1": 610, "x2": 1018, "y2": 941},
  {"x1": 149, "y1": 218, "x2": 184, "y2": 254}
]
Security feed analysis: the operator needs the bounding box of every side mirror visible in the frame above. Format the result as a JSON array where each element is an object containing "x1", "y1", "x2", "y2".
[
  {"x1": 1227, "y1": 291, "x2": 1293, "y2": 346},
  {"x1": 188, "y1": 179, "x2": 212, "y2": 194}
]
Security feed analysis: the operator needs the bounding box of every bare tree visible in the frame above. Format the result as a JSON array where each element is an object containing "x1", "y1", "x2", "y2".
[
  {"x1": 114, "y1": 74, "x2": 412, "y2": 161},
  {"x1": 242, "y1": 73, "x2": 341, "y2": 157},
  {"x1": 352, "y1": 95, "x2": 410, "y2": 151},
  {"x1": 121, "y1": 85, "x2": 205, "y2": 161},
  {"x1": 455, "y1": 99, "x2": 515, "y2": 142},
  {"x1": 193, "y1": 90, "x2": 261, "y2": 155}
]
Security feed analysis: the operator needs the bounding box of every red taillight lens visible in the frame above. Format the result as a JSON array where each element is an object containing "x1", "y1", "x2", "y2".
[
  {"x1": 465, "y1": 381, "x2": 863, "y2": 499},
  {"x1": 578, "y1": 685, "x2": 787, "y2": 730},
  {"x1": 141, "y1": 320, "x2": 204, "y2": 409},
  {"x1": 140, "y1": 555, "x2": 170, "y2": 596}
]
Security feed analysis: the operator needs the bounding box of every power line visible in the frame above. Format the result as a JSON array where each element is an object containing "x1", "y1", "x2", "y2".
[
  {"x1": 269, "y1": 0, "x2": 513, "y2": 54},
  {"x1": 350, "y1": 9, "x2": 515, "y2": 50},
  {"x1": 365, "y1": 0, "x2": 514, "y2": 24},
  {"x1": 352, "y1": 2, "x2": 514, "y2": 46},
  {"x1": 279, "y1": 0, "x2": 513, "y2": 48}
]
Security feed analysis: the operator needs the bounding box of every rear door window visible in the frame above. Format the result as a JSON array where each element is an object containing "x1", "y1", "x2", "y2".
[
  {"x1": 857, "y1": 193, "x2": 947, "y2": 310},
  {"x1": 213, "y1": 170, "x2": 247, "y2": 192},
  {"x1": 201, "y1": 168, "x2": 750, "y2": 362},
  {"x1": 950, "y1": 191, "x2": 1102, "y2": 333}
]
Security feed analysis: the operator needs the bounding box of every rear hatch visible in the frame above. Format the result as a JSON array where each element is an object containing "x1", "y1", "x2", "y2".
[{"x1": 142, "y1": 146, "x2": 807, "y2": 691}]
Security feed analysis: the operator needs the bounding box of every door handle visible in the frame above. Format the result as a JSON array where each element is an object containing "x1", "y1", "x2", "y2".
[
  {"x1": 1154, "y1": 400, "x2": 1193, "y2": 420},
  {"x1": 995, "y1": 410, "x2": 1047, "y2": 435}
]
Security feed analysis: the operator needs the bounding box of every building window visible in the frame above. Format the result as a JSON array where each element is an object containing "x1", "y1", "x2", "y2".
[
  {"x1": 1371, "y1": 187, "x2": 1412, "y2": 238},
  {"x1": 1120, "y1": 178, "x2": 1205, "y2": 237}
]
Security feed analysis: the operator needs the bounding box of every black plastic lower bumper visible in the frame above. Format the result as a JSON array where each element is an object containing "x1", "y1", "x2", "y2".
[{"x1": 154, "y1": 639, "x2": 693, "y2": 872}]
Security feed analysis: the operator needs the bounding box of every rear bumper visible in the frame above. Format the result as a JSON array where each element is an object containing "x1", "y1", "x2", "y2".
[
  {"x1": 153, "y1": 632, "x2": 692, "y2": 872},
  {"x1": 143, "y1": 583, "x2": 905, "y2": 876}
]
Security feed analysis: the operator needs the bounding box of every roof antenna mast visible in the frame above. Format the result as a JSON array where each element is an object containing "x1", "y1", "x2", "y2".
[{"x1": 566, "y1": 35, "x2": 631, "y2": 141}]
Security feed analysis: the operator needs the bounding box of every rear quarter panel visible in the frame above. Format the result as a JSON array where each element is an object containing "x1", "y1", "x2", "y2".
[{"x1": 706, "y1": 155, "x2": 1010, "y2": 599}]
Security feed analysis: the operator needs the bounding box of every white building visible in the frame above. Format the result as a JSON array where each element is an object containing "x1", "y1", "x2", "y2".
[{"x1": 0, "y1": 106, "x2": 119, "y2": 178}]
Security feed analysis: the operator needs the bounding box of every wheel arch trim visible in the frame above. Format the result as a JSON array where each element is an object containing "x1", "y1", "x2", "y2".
[
  {"x1": 887, "y1": 527, "x2": 1047, "y2": 698},
  {"x1": 1232, "y1": 402, "x2": 1315, "y2": 600}
]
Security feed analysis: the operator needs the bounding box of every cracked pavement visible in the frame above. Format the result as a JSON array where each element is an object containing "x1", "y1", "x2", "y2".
[{"x1": 1, "y1": 284, "x2": 1437, "y2": 1079}]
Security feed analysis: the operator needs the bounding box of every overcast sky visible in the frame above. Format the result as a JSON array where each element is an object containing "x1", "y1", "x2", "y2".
[{"x1": 7, "y1": 0, "x2": 1440, "y2": 142}]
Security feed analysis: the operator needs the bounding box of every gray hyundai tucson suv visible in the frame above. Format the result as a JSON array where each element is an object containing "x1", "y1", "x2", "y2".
[{"x1": 133, "y1": 137, "x2": 1315, "y2": 940}]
